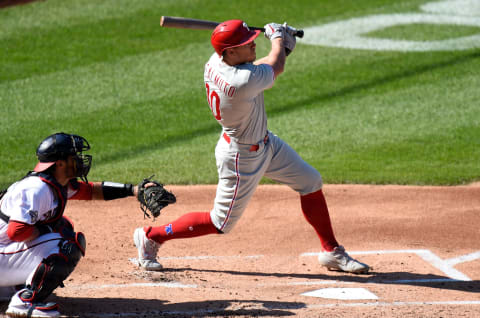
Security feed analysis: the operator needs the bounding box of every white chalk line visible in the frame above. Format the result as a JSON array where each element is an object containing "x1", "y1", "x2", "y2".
[
  {"x1": 67, "y1": 282, "x2": 197, "y2": 290},
  {"x1": 51, "y1": 249, "x2": 478, "y2": 317},
  {"x1": 128, "y1": 255, "x2": 262, "y2": 262},
  {"x1": 79, "y1": 301, "x2": 480, "y2": 317},
  {"x1": 307, "y1": 300, "x2": 480, "y2": 309},
  {"x1": 156, "y1": 254, "x2": 263, "y2": 260},
  {"x1": 302, "y1": 249, "x2": 477, "y2": 281},
  {"x1": 446, "y1": 250, "x2": 480, "y2": 266},
  {"x1": 74, "y1": 249, "x2": 476, "y2": 291},
  {"x1": 259, "y1": 277, "x2": 464, "y2": 287},
  {"x1": 67, "y1": 276, "x2": 467, "y2": 291},
  {"x1": 127, "y1": 255, "x2": 261, "y2": 271}
]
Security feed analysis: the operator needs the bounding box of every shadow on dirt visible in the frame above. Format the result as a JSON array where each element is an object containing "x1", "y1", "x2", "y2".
[
  {"x1": 1, "y1": 297, "x2": 306, "y2": 317},
  {"x1": 162, "y1": 266, "x2": 480, "y2": 294},
  {"x1": 1, "y1": 273, "x2": 477, "y2": 316}
]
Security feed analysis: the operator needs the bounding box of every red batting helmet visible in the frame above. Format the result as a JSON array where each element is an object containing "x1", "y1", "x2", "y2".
[{"x1": 211, "y1": 20, "x2": 261, "y2": 56}]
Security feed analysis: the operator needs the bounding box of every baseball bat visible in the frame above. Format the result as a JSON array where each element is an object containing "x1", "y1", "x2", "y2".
[{"x1": 160, "y1": 16, "x2": 304, "y2": 38}]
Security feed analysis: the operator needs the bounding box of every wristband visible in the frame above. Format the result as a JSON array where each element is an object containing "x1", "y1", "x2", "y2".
[{"x1": 102, "y1": 181, "x2": 134, "y2": 200}]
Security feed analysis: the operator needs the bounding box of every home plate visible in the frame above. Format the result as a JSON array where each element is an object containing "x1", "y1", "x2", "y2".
[{"x1": 302, "y1": 288, "x2": 378, "y2": 300}]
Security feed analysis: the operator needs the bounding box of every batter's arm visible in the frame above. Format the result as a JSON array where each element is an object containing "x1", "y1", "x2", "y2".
[{"x1": 254, "y1": 37, "x2": 286, "y2": 78}]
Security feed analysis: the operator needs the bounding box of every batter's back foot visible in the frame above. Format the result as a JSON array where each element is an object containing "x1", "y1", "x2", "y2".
[{"x1": 318, "y1": 245, "x2": 370, "y2": 274}]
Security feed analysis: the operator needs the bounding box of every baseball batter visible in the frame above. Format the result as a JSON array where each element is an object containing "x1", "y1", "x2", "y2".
[
  {"x1": 133, "y1": 20, "x2": 369, "y2": 274},
  {"x1": 0, "y1": 132, "x2": 142, "y2": 318}
]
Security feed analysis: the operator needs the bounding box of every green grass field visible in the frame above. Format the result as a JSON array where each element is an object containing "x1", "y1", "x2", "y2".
[{"x1": 1, "y1": 0, "x2": 479, "y2": 188}]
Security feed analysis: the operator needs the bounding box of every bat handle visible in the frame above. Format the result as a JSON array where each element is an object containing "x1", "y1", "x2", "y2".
[{"x1": 252, "y1": 27, "x2": 304, "y2": 38}]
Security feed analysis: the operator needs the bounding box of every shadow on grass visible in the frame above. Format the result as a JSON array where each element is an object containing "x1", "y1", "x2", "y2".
[
  {"x1": 0, "y1": 0, "x2": 42, "y2": 9},
  {"x1": 97, "y1": 50, "x2": 480, "y2": 166}
]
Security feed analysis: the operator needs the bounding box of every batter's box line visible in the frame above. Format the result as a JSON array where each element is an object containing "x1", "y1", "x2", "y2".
[
  {"x1": 301, "y1": 249, "x2": 479, "y2": 281},
  {"x1": 67, "y1": 282, "x2": 197, "y2": 290},
  {"x1": 155, "y1": 254, "x2": 263, "y2": 260},
  {"x1": 257, "y1": 277, "x2": 463, "y2": 287}
]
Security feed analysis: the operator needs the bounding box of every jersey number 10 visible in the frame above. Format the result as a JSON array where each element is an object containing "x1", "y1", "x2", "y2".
[{"x1": 205, "y1": 83, "x2": 222, "y2": 121}]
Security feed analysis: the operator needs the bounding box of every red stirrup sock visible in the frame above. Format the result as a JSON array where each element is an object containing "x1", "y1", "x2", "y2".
[
  {"x1": 300, "y1": 189, "x2": 339, "y2": 252},
  {"x1": 145, "y1": 212, "x2": 219, "y2": 244}
]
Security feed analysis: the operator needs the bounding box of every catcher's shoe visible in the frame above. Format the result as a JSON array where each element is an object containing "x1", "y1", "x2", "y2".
[
  {"x1": 133, "y1": 227, "x2": 163, "y2": 271},
  {"x1": 318, "y1": 245, "x2": 370, "y2": 274},
  {"x1": 6, "y1": 289, "x2": 60, "y2": 317}
]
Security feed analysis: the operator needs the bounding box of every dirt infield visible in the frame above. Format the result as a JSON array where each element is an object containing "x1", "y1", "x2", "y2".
[{"x1": 1, "y1": 184, "x2": 479, "y2": 317}]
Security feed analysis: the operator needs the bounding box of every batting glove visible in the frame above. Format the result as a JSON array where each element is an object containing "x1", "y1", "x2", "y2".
[
  {"x1": 264, "y1": 22, "x2": 284, "y2": 40},
  {"x1": 284, "y1": 23, "x2": 299, "y2": 37},
  {"x1": 283, "y1": 22, "x2": 296, "y2": 55}
]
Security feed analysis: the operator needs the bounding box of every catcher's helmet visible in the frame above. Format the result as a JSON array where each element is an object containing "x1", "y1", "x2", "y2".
[
  {"x1": 34, "y1": 132, "x2": 92, "y2": 182},
  {"x1": 211, "y1": 20, "x2": 261, "y2": 56}
]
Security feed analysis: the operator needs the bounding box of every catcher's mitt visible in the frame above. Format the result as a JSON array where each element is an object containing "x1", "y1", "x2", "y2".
[{"x1": 137, "y1": 176, "x2": 176, "y2": 219}]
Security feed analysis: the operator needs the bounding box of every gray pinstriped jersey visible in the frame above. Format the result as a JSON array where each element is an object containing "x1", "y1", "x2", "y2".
[{"x1": 204, "y1": 53, "x2": 274, "y2": 145}]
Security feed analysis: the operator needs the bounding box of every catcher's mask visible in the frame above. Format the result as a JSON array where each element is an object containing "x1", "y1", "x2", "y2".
[
  {"x1": 34, "y1": 132, "x2": 92, "y2": 182},
  {"x1": 211, "y1": 19, "x2": 261, "y2": 56}
]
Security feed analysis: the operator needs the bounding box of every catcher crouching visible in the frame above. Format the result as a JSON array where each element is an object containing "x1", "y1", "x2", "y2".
[{"x1": 0, "y1": 132, "x2": 175, "y2": 318}]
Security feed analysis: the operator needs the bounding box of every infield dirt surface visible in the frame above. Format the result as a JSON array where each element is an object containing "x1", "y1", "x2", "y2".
[{"x1": 1, "y1": 183, "x2": 479, "y2": 317}]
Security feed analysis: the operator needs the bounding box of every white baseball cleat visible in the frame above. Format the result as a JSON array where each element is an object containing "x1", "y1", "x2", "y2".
[
  {"x1": 133, "y1": 227, "x2": 163, "y2": 271},
  {"x1": 318, "y1": 245, "x2": 370, "y2": 274},
  {"x1": 6, "y1": 289, "x2": 60, "y2": 318}
]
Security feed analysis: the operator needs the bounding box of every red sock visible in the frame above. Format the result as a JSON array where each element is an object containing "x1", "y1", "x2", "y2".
[
  {"x1": 300, "y1": 189, "x2": 338, "y2": 252},
  {"x1": 145, "y1": 212, "x2": 219, "y2": 244}
]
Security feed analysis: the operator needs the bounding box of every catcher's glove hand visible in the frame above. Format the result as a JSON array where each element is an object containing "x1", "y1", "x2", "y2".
[{"x1": 137, "y1": 175, "x2": 176, "y2": 219}]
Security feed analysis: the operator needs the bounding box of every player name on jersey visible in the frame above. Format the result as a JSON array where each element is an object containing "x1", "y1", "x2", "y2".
[{"x1": 205, "y1": 63, "x2": 237, "y2": 97}]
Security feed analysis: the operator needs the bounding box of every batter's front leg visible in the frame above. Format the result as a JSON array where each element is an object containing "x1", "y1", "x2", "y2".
[{"x1": 211, "y1": 143, "x2": 271, "y2": 233}]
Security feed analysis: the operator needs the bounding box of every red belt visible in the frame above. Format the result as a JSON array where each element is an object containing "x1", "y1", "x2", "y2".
[{"x1": 223, "y1": 133, "x2": 268, "y2": 152}]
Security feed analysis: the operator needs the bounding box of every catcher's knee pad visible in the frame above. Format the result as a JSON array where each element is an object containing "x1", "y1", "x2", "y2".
[
  {"x1": 59, "y1": 231, "x2": 86, "y2": 262},
  {"x1": 22, "y1": 233, "x2": 86, "y2": 303}
]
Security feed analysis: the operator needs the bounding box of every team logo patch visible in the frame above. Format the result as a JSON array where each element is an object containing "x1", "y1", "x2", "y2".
[
  {"x1": 165, "y1": 224, "x2": 173, "y2": 235},
  {"x1": 28, "y1": 210, "x2": 38, "y2": 223}
]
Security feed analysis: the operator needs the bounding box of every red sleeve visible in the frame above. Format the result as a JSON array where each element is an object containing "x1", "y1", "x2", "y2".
[
  {"x1": 7, "y1": 221, "x2": 35, "y2": 242},
  {"x1": 69, "y1": 181, "x2": 94, "y2": 200}
]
